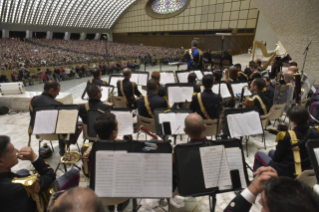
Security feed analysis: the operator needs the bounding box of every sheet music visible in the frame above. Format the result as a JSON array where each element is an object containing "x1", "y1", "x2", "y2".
[
  {"x1": 212, "y1": 84, "x2": 232, "y2": 98},
  {"x1": 33, "y1": 110, "x2": 58, "y2": 134},
  {"x1": 177, "y1": 72, "x2": 189, "y2": 83},
  {"x1": 175, "y1": 113, "x2": 189, "y2": 134},
  {"x1": 112, "y1": 111, "x2": 133, "y2": 136},
  {"x1": 218, "y1": 147, "x2": 232, "y2": 190},
  {"x1": 83, "y1": 92, "x2": 89, "y2": 100},
  {"x1": 203, "y1": 71, "x2": 212, "y2": 75},
  {"x1": 181, "y1": 87, "x2": 194, "y2": 102},
  {"x1": 56, "y1": 110, "x2": 78, "y2": 134},
  {"x1": 200, "y1": 146, "x2": 223, "y2": 188},
  {"x1": 110, "y1": 76, "x2": 124, "y2": 87},
  {"x1": 168, "y1": 87, "x2": 183, "y2": 104},
  {"x1": 225, "y1": 148, "x2": 246, "y2": 188},
  {"x1": 314, "y1": 148, "x2": 319, "y2": 166},
  {"x1": 160, "y1": 73, "x2": 175, "y2": 85},
  {"x1": 95, "y1": 151, "x2": 172, "y2": 198},
  {"x1": 100, "y1": 87, "x2": 110, "y2": 102},
  {"x1": 159, "y1": 113, "x2": 176, "y2": 134},
  {"x1": 138, "y1": 74, "x2": 148, "y2": 86},
  {"x1": 227, "y1": 111, "x2": 263, "y2": 137},
  {"x1": 192, "y1": 70, "x2": 203, "y2": 80},
  {"x1": 231, "y1": 83, "x2": 251, "y2": 97},
  {"x1": 130, "y1": 73, "x2": 139, "y2": 85}
]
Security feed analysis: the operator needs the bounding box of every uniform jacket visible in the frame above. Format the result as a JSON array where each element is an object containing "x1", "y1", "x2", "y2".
[
  {"x1": 158, "y1": 84, "x2": 166, "y2": 97},
  {"x1": 265, "y1": 85, "x2": 275, "y2": 107},
  {"x1": 249, "y1": 71, "x2": 262, "y2": 82},
  {"x1": 224, "y1": 194, "x2": 252, "y2": 212},
  {"x1": 182, "y1": 48, "x2": 203, "y2": 70},
  {"x1": 190, "y1": 90, "x2": 222, "y2": 119},
  {"x1": 79, "y1": 99, "x2": 111, "y2": 124},
  {"x1": 137, "y1": 92, "x2": 168, "y2": 118},
  {"x1": 117, "y1": 78, "x2": 142, "y2": 108},
  {"x1": 30, "y1": 93, "x2": 61, "y2": 117},
  {"x1": 245, "y1": 92, "x2": 271, "y2": 115},
  {"x1": 87, "y1": 78, "x2": 108, "y2": 86}
]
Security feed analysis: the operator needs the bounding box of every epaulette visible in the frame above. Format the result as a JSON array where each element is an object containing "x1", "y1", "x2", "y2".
[
  {"x1": 103, "y1": 81, "x2": 108, "y2": 85},
  {"x1": 262, "y1": 87, "x2": 267, "y2": 92},
  {"x1": 244, "y1": 97, "x2": 255, "y2": 107},
  {"x1": 314, "y1": 126, "x2": 319, "y2": 132},
  {"x1": 237, "y1": 73, "x2": 240, "y2": 78},
  {"x1": 192, "y1": 92, "x2": 197, "y2": 97},
  {"x1": 199, "y1": 50, "x2": 204, "y2": 56},
  {"x1": 184, "y1": 50, "x2": 188, "y2": 54},
  {"x1": 275, "y1": 131, "x2": 286, "y2": 142}
]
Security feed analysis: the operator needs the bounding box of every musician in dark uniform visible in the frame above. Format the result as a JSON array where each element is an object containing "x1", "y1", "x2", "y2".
[
  {"x1": 249, "y1": 63, "x2": 262, "y2": 82},
  {"x1": 190, "y1": 75, "x2": 221, "y2": 119},
  {"x1": 263, "y1": 77, "x2": 275, "y2": 107},
  {"x1": 243, "y1": 78, "x2": 271, "y2": 115},
  {"x1": 79, "y1": 84, "x2": 111, "y2": 125},
  {"x1": 0, "y1": 136, "x2": 80, "y2": 212},
  {"x1": 87, "y1": 68, "x2": 108, "y2": 86},
  {"x1": 187, "y1": 73, "x2": 201, "y2": 93},
  {"x1": 269, "y1": 56, "x2": 281, "y2": 79},
  {"x1": 151, "y1": 71, "x2": 166, "y2": 98},
  {"x1": 137, "y1": 79, "x2": 169, "y2": 118},
  {"x1": 224, "y1": 68, "x2": 239, "y2": 108},
  {"x1": 234, "y1": 63, "x2": 248, "y2": 82},
  {"x1": 243, "y1": 61, "x2": 255, "y2": 77},
  {"x1": 117, "y1": 68, "x2": 143, "y2": 109},
  {"x1": 182, "y1": 40, "x2": 203, "y2": 70},
  {"x1": 184, "y1": 113, "x2": 207, "y2": 143}
]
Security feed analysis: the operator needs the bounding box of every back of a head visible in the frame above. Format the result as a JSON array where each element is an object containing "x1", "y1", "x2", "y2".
[
  {"x1": 256, "y1": 60, "x2": 261, "y2": 66},
  {"x1": 184, "y1": 113, "x2": 204, "y2": 138},
  {"x1": 228, "y1": 67, "x2": 238, "y2": 80},
  {"x1": 87, "y1": 84, "x2": 100, "y2": 99},
  {"x1": 213, "y1": 71, "x2": 222, "y2": 82},
  {"x1": 147, "y1": 79, "x2": 158, "y2": 92},
  {"x1": 253, "y1": 78, "x2": 266, "y2": 91},
  {"x1": 92, "y1": 68, "x2": 101, "y2": 77},
  {"x1": 93, "y1": 113, "x2": 117, "y2": 139},
  {"x1": 51, "y1": 187, "x2": 105, "y2": 212},
  {"x1": 249, "y1": 62, "x2": 258, "y2": 70},
  {"x1": 249, "y1": 61, "x2": 255, "y2": 66},
  {"x1": 289, "y1": 62, "x2": 298, "y2": 67},
  {"x1": 286, "y1": 106, "x2": 309, "y2": 126},
  {"x1": 0, "y1": 136, "x2": 10, "y2": 158},
  {"x1": 263, "y1": 76, "x2": 270, "y2": 83},
  {"x1": 264, "y1": 177, "x2": 319, "y2": 212},
  {"x1": 202, "y1": 75, "x2": 214, "y2": 89},
  {"x1": 44, "y1": 81, "x2": 60, "y2": 92},
  {"x1": 288, "y1": 66, "x2": 298, "y2": 73},
  {"x1": 123, "y1": 68, "x2": 132, "y2": 78},
  {"x1": 284, "y1": 70, "x2": 294, "y2": 81},
  {"x1": 191, "y1": 40, "x2": 198, "y2": 47},
  {"x1": 151, "y1": 71, "x2": 160, "y2": 82},
  {"x1": 188, "y1": 73, "x2": 197, "y2": 83},
  {"x1": 234, "y1": 64, "x2": 241, "y2": 69}
]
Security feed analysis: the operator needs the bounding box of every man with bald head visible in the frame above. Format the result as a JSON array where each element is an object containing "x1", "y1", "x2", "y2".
[
  {"x1": 117, "y1": 68, "x2": 142, "y2": 109},
  {"x1": 51, "y1": 187, "x2": 105, "y2": 212},
  {"x1": 184, "y1": 113, "x2": 207, "y2": 142},
  {"x1": 288, "y1": 66, "x2": 298, "y2": 74}
]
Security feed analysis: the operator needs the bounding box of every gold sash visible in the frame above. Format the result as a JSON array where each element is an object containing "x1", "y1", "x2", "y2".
[
  {"x1": 197, "y1": 93, "x2": 211, "y2": 120},
  {"x1": 252, "y1": 95, "x2": 267, "y2": 114},
  {"x1": 287, "y1": 130, "x2": 302, "y2": 176},
  {"x1": 144, "y1": 96, "x2": 154, "y2": 118},
  {"x1": 120, "y1": 80, "x2": 128, "y2": 104}
]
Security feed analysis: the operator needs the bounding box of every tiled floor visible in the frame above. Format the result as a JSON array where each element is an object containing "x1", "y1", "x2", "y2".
[{"x1": 0, "y1": 54, "x2": 310, "y2": 212}]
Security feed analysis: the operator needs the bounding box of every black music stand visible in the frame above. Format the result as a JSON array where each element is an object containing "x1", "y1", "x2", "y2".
[
  {"x1": 90, "y1": 140, "x2": 173, "y2": 212},
  {"x1": 306, "y1": 139, "x2": 319, "y2": 182},
  {"x1": 108, "y1": 75, "x2": 124, "y2": 88},
  {"x1": 168, "y1": 62, "x2": 184, "y2": 71},
  {"x1": 165, "y1": 83, "x2": 195, "y2": 106},
  {"x1": 175, "y1": 70, "x2": 204, "y2": 83},
  {"x1": 81, "y1": 84, "x2": 114, "y2": 101},
  {"x1": 174, "y1": 139, "x2": 250, "y2": 212}
]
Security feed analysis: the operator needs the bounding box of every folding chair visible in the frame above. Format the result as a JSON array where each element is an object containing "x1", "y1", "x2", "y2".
[
  {"x1": 202, "y1": 119, "x2": 222, "y2": 139},
  {"x1": 82, "y1": 124, "x2": 99, "y2": 143},
  {"x1": 222, "y1": 59, "x2": 230, "y2": 69},
  {"x1": 259, "y1": 113, "x2": 270, "y2": 150},
  {"x1": 268, "y1": 103, "x2": 286, "y2": 126},
  {"x1": 136, "y1": 115, "x2": 156, "y2": 140},
  {"x1": 112, "y1": 96, "x2": 128, "y2": 108},
  {"x1": 213, "y1": 59, "x2": 220, "y2": 68},
  {"x1": 296, "y1": 170, "x2": 317, "y2": 188}
]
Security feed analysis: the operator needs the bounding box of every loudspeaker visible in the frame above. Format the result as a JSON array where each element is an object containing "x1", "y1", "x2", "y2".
[{"x1": 0, "y1": 106, "x2": 9, "y2": 115}]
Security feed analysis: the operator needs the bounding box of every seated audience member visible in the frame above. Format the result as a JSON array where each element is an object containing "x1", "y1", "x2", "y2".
[
  {"x1": 263, "y1": 77, "x2": 275, "y2": 107},
  {"x1": 243, "y1": 78, "x2": 271, "y2": 115},
  {"x1": 249, "y1": 62, "x2": 262, "y2": 82},
  {"x1": 187, "y1": 73, "x2": 201, "y2": 93},
  {"x1": 87, "y1": 68, "x2": 108, "y2": 86},
  {"x1": 0, "y1": 136, "x2": 80, "y2": 212},
  {"x1": 253, "y1": 106, "x2": 319, "y2": 178},
  {"x1": 184, "y1": 113, "x2": 207, "y2": 142},
  {"x1": 54, "y1": 67, "x2": 61, "y2": 81},
  {"x1": 224, "y1": 166, "x2": 319, "y2": 212},
  {"x1": 234, "y1": 63, "x2": 248, "y2": 82},
  {"x1": 51, "y1": 187, "x2": 104, "y2": 212},
  {"x1": 79, "y1": 85, "x2": 111, "y2": 125},
  {"x1": 190, "y1": 75, "x2": 222, "y2": 119},
  {"x1": 117, "y1": 68, "x2": 142, "y2": 109},
  {"x1": 19, "y1": 66, "x2": 32, "y2": 86},
  {"x1": 46, "y1": 68, "x2": 54, "y2": 81},
  {"x1": 11, "y1": 71, "x2": 19, "y2": 82},
  {"x1": 137, "y1": 79, "x2": 168, "y2": 118},
  {"x1": 151, "y1": 71, "x2": 166, "y2": 97},
  {"x1": 76, "y1": 66, "x2": 82, "y2": 78}
]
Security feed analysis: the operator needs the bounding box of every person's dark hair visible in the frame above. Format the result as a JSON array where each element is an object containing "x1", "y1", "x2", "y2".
[
  {"x1": 213, "y1": 71, "x2": 222, "y2": 82},
  {"x1": 286, "y1": 106, "x2": 309, "y2": 125},
  {"x1": 253, "y1": 78, "x2": 266, "y2": 91},
  {"x1": 264, "y1": 177, "x2": 319, "y2": 212},
  {"x1": 92, "y1": 68, "x2": 101, "y2": 77},
  {"x1": 249, "y1": 61, "x2": 255, "y2": 66},
  {"x1": 228, "y1": 67, "x2": 238, "y2": 80},
  {"x1": 289, "y1": 62, "x2": 298, "y2": 67},
  {"x1": 256, "y1": 60, "x2": 261, "y2": 66},
  {"x1": 44, "y1": 81, "x2": 60, "y2": 92},
  {"x1": 234, "y1": 64, "x2": 241, "y2": 69},
  {"x1": 250, "y1": 63, "x2": 258, "y2": 69},
  {"x1": 188, "y1": 73, "x2": 197, "y2": 83},
  {"x1": 147, "y1": 79, "x2": 158, "y2": 92},
  {"x1": 87, "y1": 84, "x2": 101, "y2": 99},
  {"x1": 202, "y1": 75, "x2": 214, "y2": 89},
  {"x1": 191, "y1": 40, "x2": 198, "y2": 47},
  {"x1": 123, "y1": 68, "x2": 132, "y2": 78},
  {"x1": 0, "y1": 136, "x2": 10, "y2": 158},
  {"x1": 93, "y1": 113, "x2": 117, "y2": 139},
  {"x1": 263, "y1": 76, "x2": 270, "y2": 82}
]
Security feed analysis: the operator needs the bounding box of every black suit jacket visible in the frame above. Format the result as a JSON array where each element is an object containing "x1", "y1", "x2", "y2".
[
  {"x1": 137, "y1": 92, "x2": 168, "y2": 118},
  {"x1": 158, "y1": 84, "x2": 166, "y2": 97},
  {"x1": 224, "y1": 194, "x2": 252, "y2": 212},
  {"x1": 0, "y1": 158, "x2": 56, "y2": 212},
  {"x1": 79, "y1": 99, "x2": 111, "y2": 124},
  {"x1": 117, "y1": 79, "x2": 142, "y2": 109},
  {"x1": 249, "y1": 71, "x2": 262, "y2": 82},
  {"x1": 190, "y1": 90, "x2": 221, "y2": 119},
  {"x1": 30, "y1": 93, "x2": 61, "y2": 117},
  {"x1": 265, "y1": 85, "x2": 275, "y2": 106},
  {"x1": 87, "y1": 78, "x2": 107, "y2": 86},
  {"x1": 246, "y1": 92, "x2": 271, "y2": 115}
]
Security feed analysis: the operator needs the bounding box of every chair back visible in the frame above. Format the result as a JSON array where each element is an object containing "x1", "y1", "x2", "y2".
[
  {"x1": 268, "y1": 103, "x2": 286, "y2": 120},
  {"x1": 202, "y1": 119, "x2": 222, "y2": 137},
  {"x1": 301, "y1": 98, "x2": 309, "y2": 108},
  {"x1": 112, "y1": 96, "x2": 128, "y2": 108},
  {"x1": 296, "y1": 169, "x2": 317, "y2": 188},
  {"x1": 260, "y1": 114, "x2": 270, "y2": 129},
  {"x1": 82, "y1": 124, "x2": 99, "y2": 141},
  {"x1": 136, "y1": 115, "x2": 156, "y2": 133}
]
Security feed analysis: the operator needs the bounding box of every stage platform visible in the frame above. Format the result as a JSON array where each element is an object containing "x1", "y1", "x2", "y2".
[{"x1": 0, "y1": 92, "x2": 73, "y2": 111}]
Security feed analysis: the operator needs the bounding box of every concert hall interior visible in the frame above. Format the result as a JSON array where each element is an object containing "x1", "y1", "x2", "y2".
[{"x1": 1, "y1": 0, "x2": 319, "y2": 212}]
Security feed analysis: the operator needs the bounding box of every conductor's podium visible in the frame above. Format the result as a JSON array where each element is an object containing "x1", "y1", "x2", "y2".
[{"x1": 0, "y1": 92, "x2": 73, "y2": 111}]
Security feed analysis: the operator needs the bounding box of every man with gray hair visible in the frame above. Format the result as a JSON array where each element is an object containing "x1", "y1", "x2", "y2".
[{"x1": 182, "y1": 40, "x2": 203, "y2": 70}]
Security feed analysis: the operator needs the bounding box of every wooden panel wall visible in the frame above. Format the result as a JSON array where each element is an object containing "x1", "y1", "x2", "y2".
[{"x1": 113, "y1": 34, "x2": 254, "y2": 55}]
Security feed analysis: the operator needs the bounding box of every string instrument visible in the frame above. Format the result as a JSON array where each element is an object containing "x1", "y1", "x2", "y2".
[{"x1": 294, "y1": 73, "x2": 301, "y2": 105}]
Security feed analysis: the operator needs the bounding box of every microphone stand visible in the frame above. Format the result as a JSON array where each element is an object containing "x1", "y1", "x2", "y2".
[{"x1": 301, "y1": 40, "x2": 312, "y2": 78}]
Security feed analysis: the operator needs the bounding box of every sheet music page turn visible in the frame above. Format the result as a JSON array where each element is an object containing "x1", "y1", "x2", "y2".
[{"x1": 33, "y1": 110, "x2": 58, "y2": 134}]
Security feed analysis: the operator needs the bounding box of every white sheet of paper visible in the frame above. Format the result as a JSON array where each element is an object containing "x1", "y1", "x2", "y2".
[
  {"x1": 130, "y1": 73, "x2": 139, "y2": 85},
  {"x1": 192, "y1": 70, "x2": 203, "y2": 80},
  {"x1": 138, "y1": 74, "x2": 148, "y2": 86},
  {"x1": 83, "y1": 92, "x2": 89, "y2": 100},
  {"x1": 203, "y1": 71, "x2": 212, "y2": 75},
  {"x1": 212, "y1": 84, "x2": 232, "y2": 98},
  {"x1": 100, "y1": 87, "x2": 110, "y2": 102},
  {"x1": 227, "y1": 111, "x2": 263, "y2": 137},
  {"x1": 110, "y1": 76, "x2": 124, "y2": 87},
  {"x1": 200, "y1": 145, "x2": 223, "y2": 188},
  {"x1": 112, "y1": 111, "x2": 133, "y2": 136},
  {"x1": 177, "y1": 72, "x2": 189, "y2": 83},
  {"x1": 182, "y1": 87, "x2": 194, "y2": 102},
  {"x1": 33, "y1": 110, "x2": 58, "y2": 134},
  {"x1": 95, "y1": 151, "x2": 172, "y2": 198},
  {"x1": 56, "y1": 110, "x2": 78, "y2": 134},
  {"x1": 225, "y1": 148, "x2": 246, "y2": 188},
  {"x1": 218, "y1": 147, "x2": 232, "y2": 190},
  {"x1": 175, "y1": 113, "x2": 189, "y2": 134},
  {"x1": 231, "y1": 83, "x2": 251, "y2": 97},
  {"x1": 314, "y1": 148, "x2": 319, "y2": 166},
  {"x1": 168, "y1": 87, "x2": 183, "y2": 104},
  {"x1": 160, "y1": 73, "x2": 175, "y2": 85}
]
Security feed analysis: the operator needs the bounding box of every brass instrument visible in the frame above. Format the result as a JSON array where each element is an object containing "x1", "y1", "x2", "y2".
[
  {"x1": 252, "y1": 41, "x2": 276, "y2": 69},
  {"x1": 59, "y1": 135, "x2": 81, "y2": 165}
]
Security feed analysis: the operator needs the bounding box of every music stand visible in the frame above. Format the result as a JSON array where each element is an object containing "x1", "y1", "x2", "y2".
[
  {"x1": 168, "y1": 62, "x2": 184, "y2": 71},
  {"x1": 131, "y1": 71, "x2": 150, "y2": 87},
  {"x1": 81, "y1": 84, "x2": 114, "y2": 101},
  {"x1": 165, "y1": 83, "x2": 195, "y2": 106},
  {"x1": 174, "y1": 139, "x2": 249, "y2": 212},
  {"x1": 175, "y1": 70, "x2": 204, "y2": 83},
  {"x1": 90, "y1": 140, "x2": 173, "y2": 212},
  {"x1": 108, "y1": 75, "x2": 124, "y2": 87},
  {"x1": 159, "y1": 71, "x2": 176, "y2": 85},
  {"x1": 306, "y1": 139, "x2": 319, "y2": 182}
]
